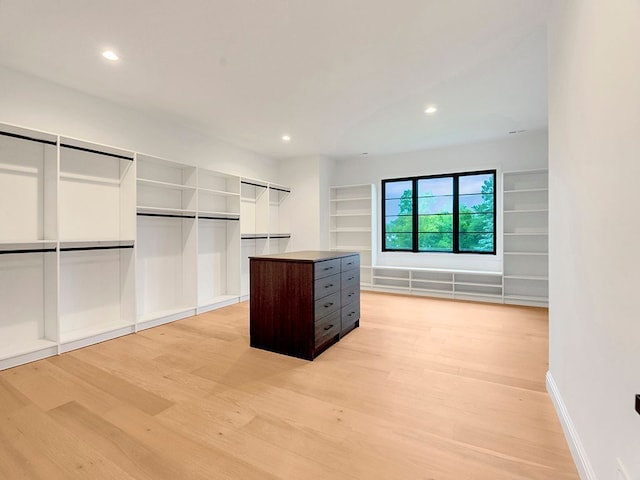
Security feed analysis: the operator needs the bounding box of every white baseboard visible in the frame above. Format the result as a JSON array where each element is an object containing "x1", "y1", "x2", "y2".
[{"x1": 546, "y1": 371, "x2": 598, "y2": 480}]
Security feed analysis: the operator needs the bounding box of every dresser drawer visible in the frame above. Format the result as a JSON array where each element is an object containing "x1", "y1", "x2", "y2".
[
  {"x1": 314, "y1": 291, "x2": 341, "y2": 320},
  {"x1": 314, "y1": 273, "x2": 340, "y2": 300},
  {"x1": 341, "y1": 269, "x2": 360, "y2": 290},
  {"x1": 342, "y1": 286, "x2": 359, "y2": 307},
  {"x1": 314, "y1": 258, "x2": 341, "y2": 280},
  {"x1": 315, "y1": 310, "x2": 341, "y2": 348},
  {"x1": 341, "y1": 303, "x2": 360, "y2": 332},
  {"x1": 341, "y1": 255, "x2": 360, "y2": 272}
]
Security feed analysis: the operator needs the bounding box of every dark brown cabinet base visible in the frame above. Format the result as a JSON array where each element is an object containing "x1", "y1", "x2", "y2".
[{"x1": 249, "y1": 251, "x2": 360, "y2": 360}]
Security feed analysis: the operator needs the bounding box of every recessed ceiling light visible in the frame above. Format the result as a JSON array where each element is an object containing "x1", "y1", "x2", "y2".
[
  {"x1": 424, "y1": 105, "x2": 438, "y2": 114},
  {"x1": 281, "y1": 135, "x2": 291, "y2": 143},
  {"x1": 102, "y1": 50, "x2": 119, "y2": 61}
]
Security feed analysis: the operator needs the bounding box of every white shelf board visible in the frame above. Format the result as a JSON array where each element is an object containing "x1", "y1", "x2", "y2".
[
  {"x1": 454, "y1": 291, "x2": 503, "y2": 299},
  {"x1": 411, "y1": 279, "x2": 453, "y2": 286},
  {"x1": 59, "y1": 239, "x2": 135, "y2": 249},
  {"x1": 137, "y1": 178, "x2": 196, "y2": 191},
  {"x1": 503, "y1": 294, "x2": 548, "y2": 302},
  {"x1": 330, "y1": 197, "x2": 372, "y2": 202},
  {"x1": 454, "y1": 281, "x2": 502, "y2": 288},
  {"x1": 504, "y1": 232, "x2": 549, "y2": 236},
  {"x1": 330, "y1": 212, "x2": 372, "y2": 217},
  {"x1": 198, "y1": 187, "x2": 240, "y2": 197},
  {"x1": 504, "y1": 275, "x2": 549, "y2": 281},
  {"x1": 59, "y1": 320, "x2": 134, "y2": 344},
  {"x1": 504, "y1": 209, "x2": 549, "y2": 214},
  {"x1": 197, "y1": 209, "x2": 240, "y2": 218},
  {"x1": 0, "y1": 339, "x2": 58, "y2": 361},
  {"x1": 0, "y1": 241, "x2": 57, "y2": 252},
  {"x1": 504, "y1": 251, "x2": 548, "y2": 256},
  {"x1": 504, "y1": 188, "x2": 549, "y2": 194},
  {"x1": 137, "y1": 206, "x2": 196, "y2": 216},
  {"x1": 137, "y1": 306, "x2": 196, "y2": 324},
  {"x1": 330, "y1": 227, "x2": 372, "y2": 233}
]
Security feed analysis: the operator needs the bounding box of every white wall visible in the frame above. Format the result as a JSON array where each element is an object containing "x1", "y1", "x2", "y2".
[
  {"x1": 332, "y1": 130, "x2": 548, "y2": 271},
  {"x1": 0, "y1": 65, "x2": 278, "y2": 180},
  {"x1": 279, "y1": 155, "x2": 334, "y2": 251},
  {"x1": 548, "y1": 1, "x2": 640, "y2": 479}
]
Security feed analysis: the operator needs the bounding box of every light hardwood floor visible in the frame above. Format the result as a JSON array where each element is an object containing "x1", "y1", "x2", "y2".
[{"x1": 0, "y1": 292, "x2": 578, "y2": 479}]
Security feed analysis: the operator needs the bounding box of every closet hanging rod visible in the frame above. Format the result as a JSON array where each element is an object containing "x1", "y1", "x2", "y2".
[
  {"x1": 137, "y1": 213, "x2": 196, "y2": 219},
  {"x1": 199, "y1": 216, "x2": 239, "y2": 221},
  {"x1": 60, "y1": 143, "x2": 134, "y2": 161},
  {"x1": 0, "y1": 130, "x2": 56, "y2": 146},
  {"x1": 269, "y1": 186, "x2": 291, "y2": 193},
  {"x1": 241, "y1": 180, "x2": 268, "y2": 189},
  {"x1": 61, "y1": 245, "x2": 134, "y2": 252},
  {"x1": 269, "y1": 234, "x2": 291, "y2": 239},
  {"x1": 0, "y1": 248, "x2": 56, "y2": 255},
  {"x1": 241, "y1": 235, "x2": 269, "y2": 240}
]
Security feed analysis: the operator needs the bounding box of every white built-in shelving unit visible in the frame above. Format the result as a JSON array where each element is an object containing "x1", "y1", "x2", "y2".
[
  {"x1": 136, "y1": 155, "x2": 197, "y2": 329},
  {"x1": 0, "y1": 126, "x2": 59, "y2": 368},
  {"x1": 197, "y1": 169, "x2": 241, "y2": 312},
  {"x1": 329, "y1": 184, "x2": 376, "y2": 287},
  {"x1": 370, "y1": 266, "x2": 503, "y2": 302},
  {"x1": 240, "y1": 179, "x2": 291, "y2": 298},
  {"x1": 0, "y1": 122, "x2": 291, "y2": 370},
  {"x1": 502, "y1": 169, "x2": 549, "y2": 307}
]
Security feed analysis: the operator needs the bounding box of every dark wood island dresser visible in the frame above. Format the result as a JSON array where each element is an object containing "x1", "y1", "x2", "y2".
[{"x1": 249, "y1": 250, "x2": 360, "y2": 360}]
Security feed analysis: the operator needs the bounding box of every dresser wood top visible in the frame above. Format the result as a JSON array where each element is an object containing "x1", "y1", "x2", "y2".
[{"x1": 249, "y1": 250, "x2": 358, "y2": 263}]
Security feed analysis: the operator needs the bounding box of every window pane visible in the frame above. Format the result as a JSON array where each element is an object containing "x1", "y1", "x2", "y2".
[
  {"x1": 418, "y1": 195, "x2": 452, "y2": 214},
  {"x1": 459, "y1": 173, "x2": 494, "y2": 194},
  {"x1": 385, "y1": 180, "x2": 412, "y2": 199},
  {"x1": 385, "y1": 215, "x2": 412, "y2": 233},
  {"x1": 459, "y1": 233, "x2": 494, "y2": 252},
  {"x1": 459, "y1": 193, "x2": 494, "y2": 211},
  {"x1": 385, "y1": 198, "x2": 412, "y2": 216},
  {"x1": 385, "y1": 233, "x2": 412, "y2": 250},
  {"x1": 418, "y1": 214, "x2": 452, "y2": 232},
  {"x1": 459, "y1": 213, "x2": 494, "y2": 234},
  {"x1": 418, "y1": 233, "x2": 453, "y2": 251},
  {"x1": 418, "y1": 177, "x2": 453, "y2": 197}
]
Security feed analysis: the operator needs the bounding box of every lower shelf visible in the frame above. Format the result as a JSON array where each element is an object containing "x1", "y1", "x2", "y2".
[
  {"x1": 137, "y1": 306, "x2": 198, "y2": 331},
  {"x1": 59, "y1": 321, "x2": 135, "y2": 352},
  {"x1": 197, "y1": 295, "x2": 241, "y2": 313}
]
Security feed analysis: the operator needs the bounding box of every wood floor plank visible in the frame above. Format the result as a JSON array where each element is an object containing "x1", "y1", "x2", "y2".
[
  {"x1": 0, "y1": 292, "x2": 578, "y2": 479},
  {"x1": 47, "y1": 354, "x2": 174, "y2": 416}
]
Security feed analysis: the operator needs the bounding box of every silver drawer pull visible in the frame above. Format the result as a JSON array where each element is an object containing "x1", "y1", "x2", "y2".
[
  {"x1": 324, "y1": 324, "x2": 334, "y2": 331},
  {"x1": 324, "y1": 266, "x2": 334, "y2": 271},
  {"x1": 347, "y1": 277, "x2": 354, "y2": 281},
  {"x1": 325, "y1": 283, "x2": 334, "y2": 288},
  {"x1": 348, "y1": 312, "x2": 355, "y2": 317},
  {"x1": 324, "y1": 302, "x2": 333, "y2": 308}
]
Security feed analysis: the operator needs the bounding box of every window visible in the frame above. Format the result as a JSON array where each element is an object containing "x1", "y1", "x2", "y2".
[{"x1": 382, "y1": 170, "x2": 496, "y2": 254}]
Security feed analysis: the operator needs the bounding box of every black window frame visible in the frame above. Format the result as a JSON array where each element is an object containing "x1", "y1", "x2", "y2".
[{"x1": 381, "y1": 169, "x2": 496, "y2": 254}]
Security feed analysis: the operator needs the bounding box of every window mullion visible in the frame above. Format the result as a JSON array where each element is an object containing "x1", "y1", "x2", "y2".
[
  {"x1": 453, "y1": 175, "x2": 459, "y2": 253},
  {"x1": 412, "y1": 178, "x2": 418, "y2": 252}
]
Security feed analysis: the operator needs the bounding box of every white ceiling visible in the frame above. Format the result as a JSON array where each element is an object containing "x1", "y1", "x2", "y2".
[{"x1": 0, "y1": 0, "x2": 550, "y2": 158}]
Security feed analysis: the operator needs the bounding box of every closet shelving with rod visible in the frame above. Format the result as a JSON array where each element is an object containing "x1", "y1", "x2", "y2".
[
  {"x1": 329, "y1": 184, "x2": 376, "y2": 288},
  {"x1": 197, "y1": 168, "x2": 241, "y2": 312},
  {"x1": 502, "y1": 169, "x2": 549, "y2": 307},
  {"x1": 239, "y1": 178, "x2": 291, "y2": 298},
  {"x1": 135, "y1": 154, "x2": 197, "y2": 329},
  {"x1": 58, "y1": 137, "x2": 136, "y2": 352},
  {"x1": 268, "y1": 183, "x2": 291, "y2": 254},
  {"x1": 0, "y1": 125, "x2": 58, "y2": 368}
]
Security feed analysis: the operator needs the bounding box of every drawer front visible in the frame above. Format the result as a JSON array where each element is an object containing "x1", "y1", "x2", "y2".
[
  {"x1": 342, "y1": 286, "x2": 360, "y2": 307},
  {"x1": 341, "y1": 303, "x2": 360, "y2": 331},
  {"x1": 341, "y1": 269, "x2": 360, "y2": 290},
  {"x1": 341, "y1": 255, "x2": 360, "y2": 272},
  {"x1": 315, "y1": 310, "x2": 341, "y2": 348},
  {"x1": 314, "y1": 273, "x2": 341, "y2": 300},
  {"x1": 314, "y1": 258, "x2": 341, "y2": 280},
  {"x1": 314, "y1": 291, "x2": 341, "y2": 320}
]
